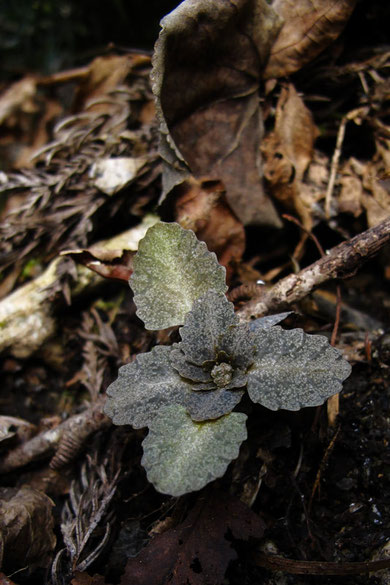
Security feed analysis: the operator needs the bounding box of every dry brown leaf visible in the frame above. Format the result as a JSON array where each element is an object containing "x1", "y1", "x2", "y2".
[
  {"x1": 121, "y1": 490, "x2": 265, "y2": 585},
  {"x1": 60, "y1": 216, "x2": 159, "y2": 283},
  {"x1": 338, "y1": 171, "x2": 363, "y2": 218},
  {"x1": 0, "y1": 77, "x2": 38, "y2": 126},
  {"x1": 262, "y1": 83, "x2": 318, "y2": 228},
  {"x1": 61, "y1": 249, "x2": 134, "y2": 283},
  {"x1": 275, "y1": 84, "x2": 319, "y2": 180},
  {"x1": 0, "y1": 487, "x2": 56, "y2": 573},
  {"x1": 72, "y1": 54, "x2": 151, "y2": 112},
  {"x1": 264, "y1": 0, "x2": 357, "y2": 79},
  {"x1": 152, "y1": 0, "x2": 283, "y2": 227},
  {"x1": 174, "y1": 178, "x2": 246, "y2": 281},
  {"x1": 362, "y1": 164, "x2": 390, "y2": 227},
  {"x1": 0, "y1": 77, "x2": 62, "y2": 170}
]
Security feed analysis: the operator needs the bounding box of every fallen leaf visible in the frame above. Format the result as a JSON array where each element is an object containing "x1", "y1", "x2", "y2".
[
  {"x1": 174, "y1": 178, "x2": 246, "y2": 281},
  {"x1": 262, "y1": 83, "x2": 318, "y2": 228},
  {"x1": 0, "y1": 487, "x2": 56, "y2": 573},
  {"x1": 338, "y1": 166, "x2": 363, "y2": 218},
  {"x1": 0, "y1": 76, "x2": 62, "y2": 170},
  {"x1": 152, "y1": 0, "x2": 283, "y2": 227},
  {"x1": 60, "y1": 215, "x2": 160, "y2": 282},
  {"x1": 121, "y1": 490, "x2": 265, "y2": 585},
  {"x1": 264, "y1": 0, "x2": 357, "y2": 79},
  {"x1": 0, "y1": 77, "x2": 37, "y2": 126},
  {"x1": 62, "y1": 249, "x2": 134, "y2": 282},
  {"x1": 72, "y1": 54, "x2": 151, "y2": 112},
  {"x1": 362, "y1": 167, "x2": 390, "y2": 227}
]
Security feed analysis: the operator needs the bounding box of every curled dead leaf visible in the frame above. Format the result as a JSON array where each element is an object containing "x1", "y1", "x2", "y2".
[
  {"x1": 262, "y1": 83, "x2": 318, "y2": 228},
  {"x1": 152, "y1": 0, "x2": 283, "y2": 227},
  {"x1": 0, "y1": 487, "x2": 56, "y2": 574},
  {"x1": 174, "y1": 178, "x2": 246, "y2": 281},
  {"x1": 264, "y1": 0, "x2": 357, "y2": 79}
]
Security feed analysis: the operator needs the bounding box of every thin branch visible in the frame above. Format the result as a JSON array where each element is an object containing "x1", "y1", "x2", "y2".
[
  {"x1": 0, "y1": 396, "x2": 110, "y2": 473},
  {"x1": 254, "y1": 553, "x2": 390, "y2": 575},
  {"x1": 325, "y1": 116, "x2": 348, "y2": 218},
  {"x1": 238, "y1": 216, "x2": 390, "y2": 321},
  {"x1": 324, "y1": 107, "x2": 368, "y2": 218}
]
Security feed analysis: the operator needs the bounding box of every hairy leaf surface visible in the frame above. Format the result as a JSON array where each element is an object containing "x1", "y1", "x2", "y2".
[
  {"x1": 130, "y1": 222, "x2": 227, "y2": 329},
  {"x1": 104, "y1": 345, "x2": 243, "y2": 427},
  {"x1": 179, "y1": 290, "x2": 238, "y2": 365},
  {"x1": 142, "y1": 405, "x2": 247, "y2": 496},
  {"x1": 247, "y1": 327, "x2": 352, "y2": 410},
  {"x1": 264, "y1": 0, "x2": 357, "y2": 79},
  {"x1": 248, "y1": 311, "x2": 292, "y2": 331}
]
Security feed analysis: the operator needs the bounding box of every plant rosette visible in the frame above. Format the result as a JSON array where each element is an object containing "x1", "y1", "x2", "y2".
[{"x1": 104, "y1": 222, "x2": 351, "y2": 497}]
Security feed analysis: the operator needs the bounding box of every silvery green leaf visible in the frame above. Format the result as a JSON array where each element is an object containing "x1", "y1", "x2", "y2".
[
  {"x1": 130, "y1": 222, "x2": 227, "y2": 330},
  {"x1": 185, "y1": 386, "x2": 245, "y2": 420},
  {"x1": 249, "y1": 312, "x2": 292, "y2": 331},
  {"x1": 170, "y1": 346, "x2": 213, "y2": 384},
  {"x1": 142, "y1": 404, "x2": 247, "y2": 496},
  {"x1": 104, "y1": 345, "x2": 195, "y2": 429},
  {"x1": 218, "y1": 323, "x2": 255, "y2": 370},
  {"x1": 179, "y1": 290, "x2": 237, "y2": 365},
  {"x1": 104, "y1": 345, "x2": 243, "y2": 426},
  {"x1": 170, "y1": 345, "x2": 248, "y2": 391},
  {"x1": 247, "y1": 327, "x2": 352, "y2": 411}
]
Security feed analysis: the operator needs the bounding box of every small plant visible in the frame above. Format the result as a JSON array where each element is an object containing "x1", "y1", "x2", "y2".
[{"x1": 104, "y1": 222, "x2": 351, "y2": 497}]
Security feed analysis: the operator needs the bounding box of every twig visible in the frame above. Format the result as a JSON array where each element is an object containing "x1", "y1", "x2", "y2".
[
  {"x1": 327, "y1": 285, "x2": 342, "y2": 425},
  {"x1": 325, "y1": 116, "x2": 348, "y2": 218},
  {"x1": 309, "y1": 424, "x2": 340, "y2": 513},
  {"x1": 324, "y1": 107, "x2": 368, "y2": 218},
  {"x1": 0, "y1": 396, "x2": 110, "y2": 474},
  {"x1": 282, "y1": 214, "x2": 325, "y2": 257},
  {"x1": 238, "y1": 215, "x2": 390, "y2": 321},
  {"x1": 254, "y1": 552, "x2": 390, "y2": 575}
]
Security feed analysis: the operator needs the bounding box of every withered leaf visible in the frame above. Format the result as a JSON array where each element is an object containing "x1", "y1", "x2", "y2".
[
  {"x1": 0, "y1": 487, "x2": 56, "y2": 573},
  {"x1": 272, "y1": 84, "x2": 318, "y2": 182},
  {"x1": 152, "y1": 0, "x2": 283, "y2": 226},
  {"x1": 264, "y1": 0, "x2": 357, "y2": 79},
  {"x1": 262, "y1": 83, "x2": 318, "y2": 228},
  {"x1": 121, "y1": 490, "x2": 265, "y2": 585},
  {"x1": 60, "y1": 215, "x2": 160, "y2": 283},
  {"x1": 174, "y1": 178, "x2": 246, "y2": 281},
  {"x1": 61, "y1": 249, "x2": 134, "y2": 282}
]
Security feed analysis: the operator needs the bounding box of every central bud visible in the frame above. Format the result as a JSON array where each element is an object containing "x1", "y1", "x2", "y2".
[{"x1": 211, "y1": 362, "x2": 233, "y2": 388}]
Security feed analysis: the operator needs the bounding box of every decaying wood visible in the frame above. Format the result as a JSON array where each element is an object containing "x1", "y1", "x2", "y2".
[
  {"x1": 238, "y1": 215, "x2": 390, "y2": 321},
  {"x1": 0, "y1": 217, "x2": 157, "y2": 358},
  {"x1": 0, "y1": 259, "x2": 64, "y2": 358},
  {"x1": 0, "y1": 397, "x2": 110, "y2": 474}
]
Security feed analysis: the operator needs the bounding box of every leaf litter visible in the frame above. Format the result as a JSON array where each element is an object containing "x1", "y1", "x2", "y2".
[{"x1": 0, "y1": 1, "x2": 389, "y2": 584}]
